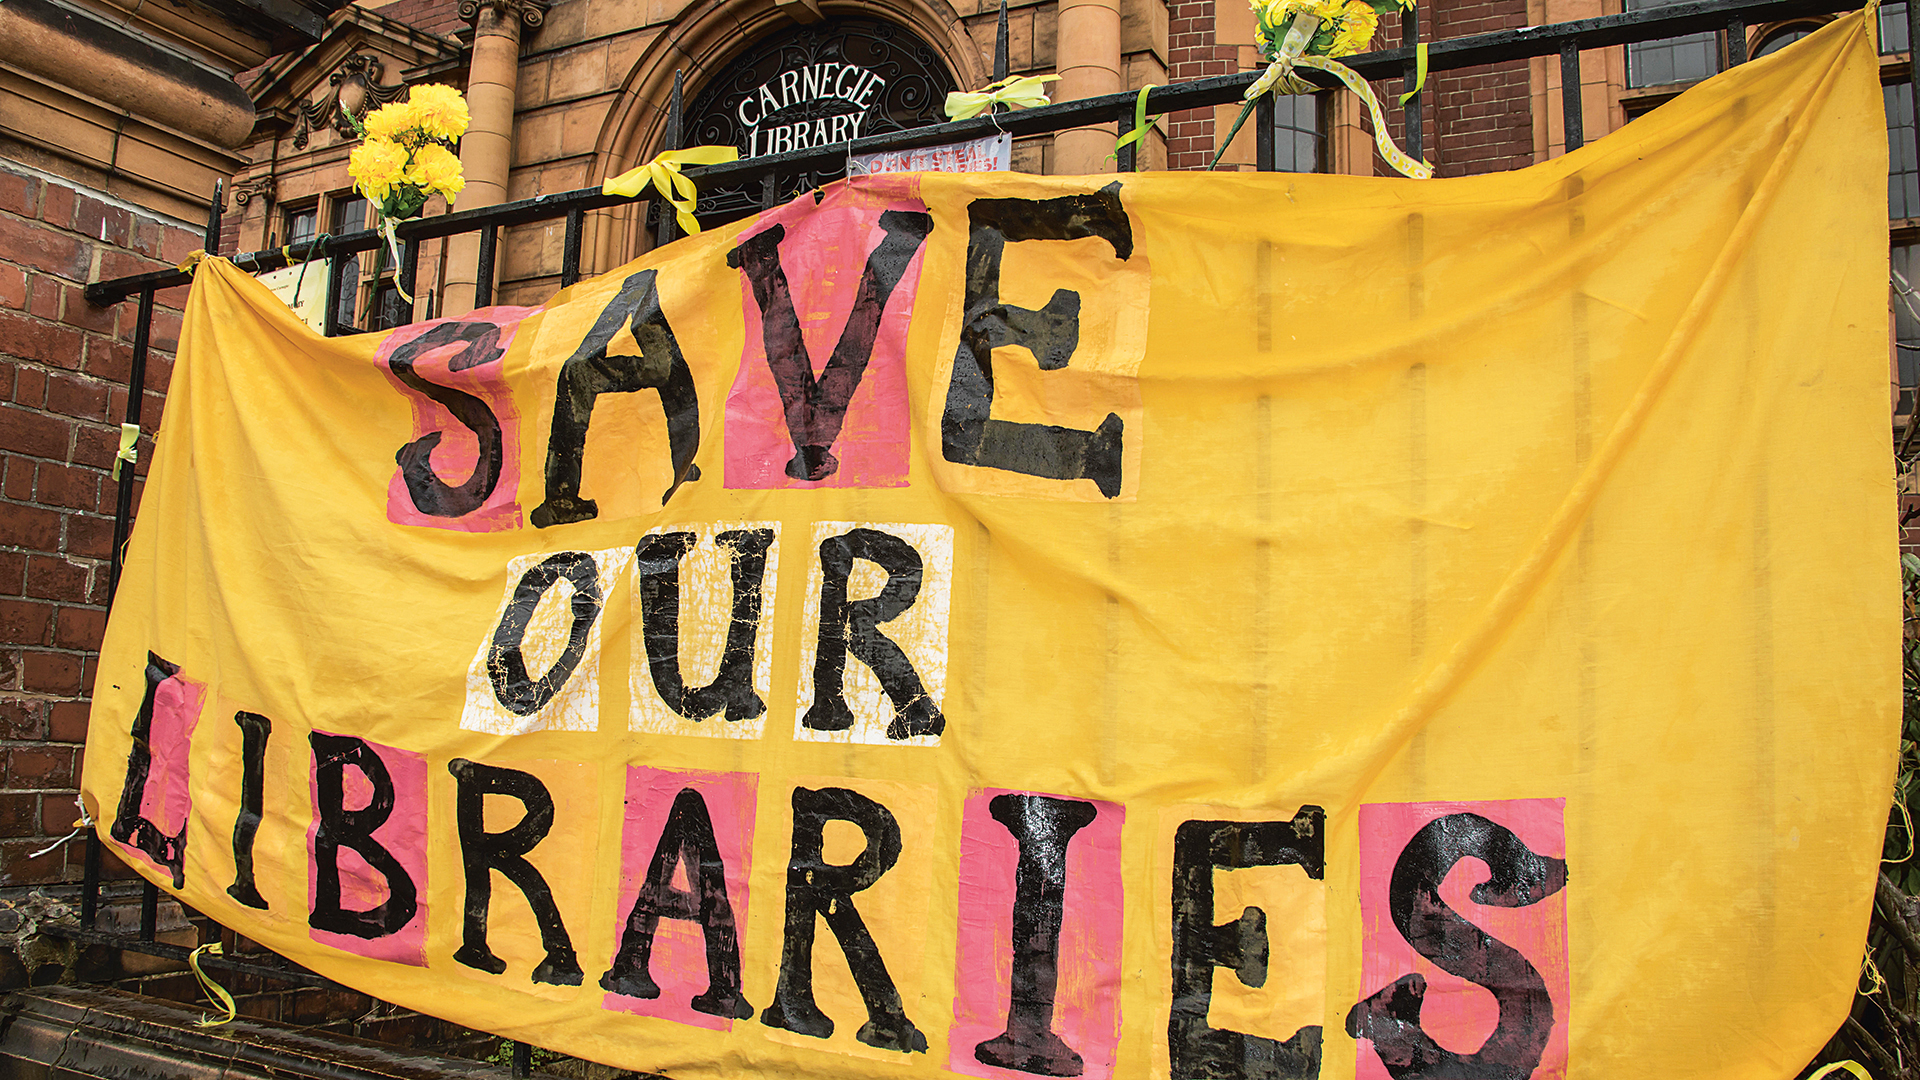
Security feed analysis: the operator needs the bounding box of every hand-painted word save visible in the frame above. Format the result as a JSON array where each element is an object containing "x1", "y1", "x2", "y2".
[
  {"x1": 112, "y1": 673, "x2": 1571, "y2": 1080},
  {"x1": 381, "y1": 184, "x2": 1135, "y2": 532}
]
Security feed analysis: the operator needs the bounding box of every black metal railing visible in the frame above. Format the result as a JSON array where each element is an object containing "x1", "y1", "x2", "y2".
[{"x1": 66, "y1": 0, "x2": 1900, "y2": 1069}]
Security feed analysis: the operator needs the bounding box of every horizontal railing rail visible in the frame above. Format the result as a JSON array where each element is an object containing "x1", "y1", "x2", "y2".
[{"x1": 83, "y1": 0, "x2": 1880, "y2": 308}]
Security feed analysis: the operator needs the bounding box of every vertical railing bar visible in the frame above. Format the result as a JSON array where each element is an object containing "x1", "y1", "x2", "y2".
[
  {"x1": 562, "y1": 208, "x2": 584, "y2": 288},
  {"x1": 1403, "y1": 4, "x2": 1423, "y2": 164},
  {"x1": 1725, "y1": 15, "x2": 1747, "y2": 64},
  {"x1": 400, "y1": 240, "x2": 420, "y2": 325},
  {"x1": 1117, "y1": 100, "x2": 1137, "y2": 173},
  {"x1": 106, "y1": 288, "x2": 155, "y2": 606},
  {"x1": 1560, "y1": 41, "x2": 1585, "y2": 152},
  {"x1": 654, "y1": 70, "x2": 685, "y2": 249},
  {"x1": 760, "y1": 175, "x2": 778, "y2": 209},
  {"x1": 203, "y1": 179, "x2": 224, "y2": 256},
  {"x1": 1255, "y1": 94, "x2": 1277, "y2": 172},
  {"x1": 323, "y1": 252, "x2": 347, "y2": 337},
  {"x1": 139, "y1": 879, "x2": 158, "y2": 942},
  {"x1": 994, "y1": 0, "x2": 1010, "y2": 82},
  {"x1": 81, "y1": 834, "x2": 101, "y2": 928},
  {"x1": 476, "y1": 225, "x2": 498, "y2": 309},
  {"x1": 512, "y1": 1041, "x2": 532, "y2": 1078}
]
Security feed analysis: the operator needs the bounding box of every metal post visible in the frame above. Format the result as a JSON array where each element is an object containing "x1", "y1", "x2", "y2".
[
  {"x1": 1726, "y1": 15, "x2": 1747, "y2": 64},
  {"x1": 654, "y1": 70, "x2": 684, "y2": 249},
  {"x1": 994, "y1": 0, "x2": 1010, "y2": 81},
  {"x1": 760, "y1": 175, "x2": 778, "y2": 209},
  {"x1": 139, "y1": 880, "x2": 158, "y2": 942},
  {"x1": 562, "y1": 208, "x2": 584, "y2": 288},
  {"x1": 1402, "y1": 5, "x2": 1423, "y2": 164},
  {"x1": 476, "y1": 226, "x2": 498, "y2": 309},
  {"x1": 1255, "y1": 94, "x2": 1276, "y2": 172},
  {"x1": 80, "y1": 835, "x2": 100, "y2": 928},
  {"x1": 1117, "y1": 101, "x2": 1137, "y2": 173},
  {"x1": 512, "y1": 1041, "x2": 532, "y2": 1078},
  {"x1": 400, "y1": 240, "x2": 420, "y2": 324},
  {"x1": 323, "y1": 253, "x2": 347, "y2": 337},
  {"x1": 106, "y1": 288, "x2": 155, "y2": 606},
  {"x1": 203, "y1": 179, "x2": 224, "y2": 256},
  {"x1": 1561, "y1": 41, "x2": 1585, "y2": 152}
]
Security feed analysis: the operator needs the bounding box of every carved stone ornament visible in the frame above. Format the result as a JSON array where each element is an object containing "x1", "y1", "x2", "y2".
[
  {"x1": 457, "y1": 0, "x2": 548, "y2": 30},
  {"x1": 231, "y1": 175, "x2": 276, "y2": 206},
  {"x1": 292, "y1": 53, "x2": 409, "y2": 150}
]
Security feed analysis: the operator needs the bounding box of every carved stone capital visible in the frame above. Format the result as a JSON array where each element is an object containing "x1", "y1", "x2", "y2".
[{"x1": 458, "y1": 0, "x2": 547, "y2": 30}]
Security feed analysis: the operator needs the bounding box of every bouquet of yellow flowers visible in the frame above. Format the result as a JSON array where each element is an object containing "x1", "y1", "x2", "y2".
[
  {"x1": 1211, "y1": 0, "x2": 1431, "y2": 177},
  {"x1": 1251, "y1": 0, "x2": 1409, "y2": 63},
  {"x1": 346, "y1": 84, "x2": 471, "y2": 300}
]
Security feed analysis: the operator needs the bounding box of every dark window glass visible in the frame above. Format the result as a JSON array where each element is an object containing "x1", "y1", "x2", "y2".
[
  {"x1": 330, "y1": 197, "x2": 371, "y2": 328},
  {"x1": 1752, "y1": 28, "x2": 1812, "y2": 58},
  {"x1": 1894, "y1": 243, "x2": 1920, "y2": 413},
  {"x1": 285, "y1": 206, "x2": 317, "y2": 247},
  {"x1": 1891, "y1": 82, "x2": 1919, "y2": 219},
  {"x1": 1884, "y1": 2, "x2": 1908, "y2": 54},
  {"x1": 1626, "y1": 0, "x2": 1720, "y2": 87},
  {"x1": 1272, "y1": 92, "x2": 1326, "y2": 173},
  {"x1": 367, "y1": 280, "x2": 408, "y2": 331},
  {"x1": 331, "y1": 197, "x2": 369, "y2": 234}
]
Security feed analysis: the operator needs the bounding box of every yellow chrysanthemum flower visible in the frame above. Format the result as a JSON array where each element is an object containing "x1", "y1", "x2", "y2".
[
  {"x1": 1329, "y1": 0, "x2": 1379, "y2": 55},
  {"x1": 408, "y1": 83, "x2": 471, "y2": 142},
  {"x1": 361, "y1": 101, "x2": 417, "y2": 141},
  {"x1": 349, "y1": 137, "x2": 409, "y2": 203},
  {"x1": 407, "y1": 143, "x2": 466, "y2": 203}
]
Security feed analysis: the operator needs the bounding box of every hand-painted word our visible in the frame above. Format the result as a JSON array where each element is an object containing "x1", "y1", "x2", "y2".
[{"x1": 112, "y1": 668, "x2": 1571, "y2": 1080}]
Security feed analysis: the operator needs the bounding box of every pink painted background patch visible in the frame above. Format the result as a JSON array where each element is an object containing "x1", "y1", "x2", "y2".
[
  {"x1": 306, "y1": 735, "x2": 429, "y2": 966},
  {"x1": 603, "y1": 766, "x2": 758, "y2": 1030},
  {"x1": 1356, "y1": 799, "x2": 1569, "y2": 1080},
  {"x1": 950, "y1": 789, "x2": 1125, "y2": 1080},
  {"x1": 380, "y1": 307, "x2": 535, "y2": 531},
  {"x1": 116, "y1": 663, "x2": 204, "y2": 875},
  {"x1": 723, "y1": 176, "x2": 925, "y2": 489}
]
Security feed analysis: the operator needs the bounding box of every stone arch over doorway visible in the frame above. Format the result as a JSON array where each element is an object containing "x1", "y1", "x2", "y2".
[{"x1": 585, "y1": 0, "x2": 989, "y2": 272}]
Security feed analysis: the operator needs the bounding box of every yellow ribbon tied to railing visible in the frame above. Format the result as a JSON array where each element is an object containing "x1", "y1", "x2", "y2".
[
  {"x1": 1213, "y1": 14, "x2": 1432, "y2": 179},
  {"x1": 187, "y1": 943, "x2": 238, "y2": 1028},
  {"x1": 602, "y1": 146, "x2": 741, "y2": 235},
  {"x1": 944, "y1": 74, "x2": 1061, "y2": 121},
  {"x1": 112, "y1": 423, "x2": 138, "y2": 480}
]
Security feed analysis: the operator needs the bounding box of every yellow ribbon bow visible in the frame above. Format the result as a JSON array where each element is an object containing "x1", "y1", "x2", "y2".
[
  {"x1": 187, "y1": 943, "x2": 237, "y2": 1027},
  {"x1": 602, "y1": 146, "x2": 741, "y2": 235},
  {"x1": 112, "y1": 423, "x2": 138, "y2": 480},
  {"x1": 944, "y1": 74, "x2": 1061, "y2": 121}
]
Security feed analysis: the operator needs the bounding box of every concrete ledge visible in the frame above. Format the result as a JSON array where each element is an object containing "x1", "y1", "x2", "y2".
[{"x1": 0, "y1": 984, "x2": 501, "y2": 1080}]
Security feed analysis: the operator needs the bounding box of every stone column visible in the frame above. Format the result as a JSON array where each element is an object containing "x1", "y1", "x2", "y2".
[
  {"x1": 1053, "y1": 0, "x2": 1123, "y2": 174},
  {"x1": 442, "y1": 0, "x2": 545, "y2": 315}
]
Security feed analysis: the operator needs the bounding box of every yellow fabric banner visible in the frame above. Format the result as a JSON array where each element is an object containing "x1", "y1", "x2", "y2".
[{"x1": 83, "y1": 14, "x2": 1895, "y2": 1080}]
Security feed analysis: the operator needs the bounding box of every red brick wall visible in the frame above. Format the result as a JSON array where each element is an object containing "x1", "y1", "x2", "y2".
[
  {"x1": 0, "y1": 163, "x2": 195, "y2": 889},
  {"x1": 374, "y1": 0, "x2": 466, "y2": 38},
  {"x1": 1165, "y1": 0, "x2": 1535, "y2": 174},
  {"x1": 1377, "y1": 0, "x2": 1534, "y2": 176},
  {"x1": 1167, "y1": 0, "x2": 1246, "y2": 169}
]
